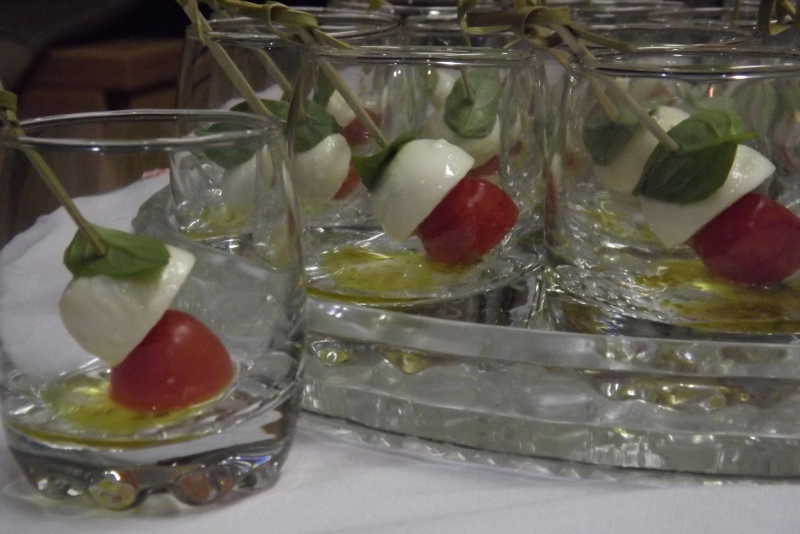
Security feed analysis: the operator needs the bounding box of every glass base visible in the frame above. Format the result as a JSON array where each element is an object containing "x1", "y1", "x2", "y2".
[
  {"x1": 3, "y1": 394, "x2": 298, "y2": 510},
  {"x1": 303, "y1": 299, "x2": 800, "y2": 478}
]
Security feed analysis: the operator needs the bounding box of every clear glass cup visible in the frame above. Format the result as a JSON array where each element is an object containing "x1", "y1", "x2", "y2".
[
  {"x1": 646, "y1": 5, "x2": 800, "y2": 47},
  {"x1": 177, "y1": 11, "x2": 403, "y2": 113},
  {"x1": 0, "y1": 109, "x2": 305, "y2": 509},
  {"x1": 559, "y1": 0, "x2": 686, "y2": 25},
  {"x1": 542, "y1": 23, "x2": 749, "y2": 138},
  {"x1": 586, "y1": 22, "x2": 752, "y2": 49},
  {"x1": 327, "y1": 0, "x2": 500, "y2": 20},
  {"x1": 547, "y1": 50, "x2": 800, "y2": 340},
  {"x1": 288, "y1": 45, "x2": 546, "y2": 325},
  {"x1": 646, "y1": 6, "x2": 764, "y2": 29},
  {"x1": 403, "y1": 14, "x2": 527, "y2": 48}
]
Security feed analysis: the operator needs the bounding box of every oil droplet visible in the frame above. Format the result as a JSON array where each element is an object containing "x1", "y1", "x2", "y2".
[{"x1": 383, "y1": 350, "x2": 436, "y2": 374}]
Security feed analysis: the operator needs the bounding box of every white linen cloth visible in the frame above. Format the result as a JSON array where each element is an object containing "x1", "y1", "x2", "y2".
[
  {"x1": 2, "y1": 419, "x2": 800, "y2": 534},
  {"x1": 2, "y1": 175, "x2": 800, "y2": 533}
]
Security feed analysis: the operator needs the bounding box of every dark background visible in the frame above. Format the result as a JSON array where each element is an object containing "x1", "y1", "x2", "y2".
[{"x1": 0, "y1": 0, "x2": 325, "y2": 91}]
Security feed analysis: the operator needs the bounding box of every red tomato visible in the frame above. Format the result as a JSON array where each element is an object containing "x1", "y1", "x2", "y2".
[
  {"x1": 415, "y1": 177, "x2": 519, "y2": 265},
  {"x1": 341, "y1": 110, "x2": 381, "y2": 146},
  {"x1": 464, "y1": 155, "x2": 501, "y2": 181},
  {"x1": 110, "y1": 310, "x2": 234, "y2": 412},
  {"x1": 333, "y1": 162, "x2": 361, "y2": 199},
  {"x1": 691, "y1": 193, "x2": 800, "y2": 286}
]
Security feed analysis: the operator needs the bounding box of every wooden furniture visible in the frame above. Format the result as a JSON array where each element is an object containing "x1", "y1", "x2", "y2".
[
  {"x1": 17, "y1": 38, "x2": 184, "y2": 118},
  {"x1": 2, "y1": 38, "x2": 184, "y2": 246}
]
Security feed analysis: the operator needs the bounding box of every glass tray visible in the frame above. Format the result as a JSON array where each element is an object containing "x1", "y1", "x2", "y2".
[
  {"x1": 303, "y1": 297, "x2": 800, "y2": 478},
  {"x1": 134, "y1": 184, "x2": 800, "y2": 478}
]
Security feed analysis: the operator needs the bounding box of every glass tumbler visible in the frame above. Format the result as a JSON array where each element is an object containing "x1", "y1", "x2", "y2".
[
  {"x1": 0, "y1": 109, "x2": 305, "y2": 509},
  {"x1": 178, "y1": 11, "x2": 403, "y2": 114},
  {"x1": 403, "y1": 14, "x2": 527, "y2": 48},
  {"x1": 288, "y1": 46, "x2": 546, "y2": 325},
  {"x1": 547, "y1": 50, "x2": 800, "y2": 340}
]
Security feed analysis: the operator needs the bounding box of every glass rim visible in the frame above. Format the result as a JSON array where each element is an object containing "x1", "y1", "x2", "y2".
[
  {"x1": 186, "y1": 11, "x2": 402, "y2": 45},
  {"x1": 7, "y1": 109, "x2": 279, "y2": 152},
  {"x1": 308, "y1": 45, "x2": 533, "y2": 66},
  {"x1": 583, "y1": 21, "x2": 753, "y2": 46},
  {"x1": 646, "y1": 5, "x2": 775, "y2": 27},
  {"x1": 584, "y1": 21, "x2": 753, "y2": 34},
  {"x1": 329, "y1": 0, "x2": 459, "y2": 17},
  {"x1": 547, "y1": 0, "x2": 685, "y2": 5},
  {"x1": 581, "y1": 49, "x2": 800, "y2": 78},
  {"x1": 403, "y1": 12, "x2": 513, "y2": 32},
  {"x1": 648, "y1": 5, "x2": 764, "y2": 19}
]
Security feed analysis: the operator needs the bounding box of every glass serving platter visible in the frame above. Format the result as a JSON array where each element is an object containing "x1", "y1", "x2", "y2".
[
  {"x1": 137, "y1": 184, "x2": 800, "y2": 478},
  {"x1": 304, "y1": 297, "x2": 800, "y2": 478}
]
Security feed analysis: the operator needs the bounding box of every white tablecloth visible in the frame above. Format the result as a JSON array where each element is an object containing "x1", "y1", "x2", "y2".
[{"x1": 3, "y1": 177, "x2": 800, "y2": 533}]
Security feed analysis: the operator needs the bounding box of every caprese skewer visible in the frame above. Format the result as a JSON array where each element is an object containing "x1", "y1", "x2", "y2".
[
  {"x1": 60, "y1": 237, "x2": 233, "y2": 411},
  {"x1": 354, "y1": 135, "x2": 519, "y2": 265},
  {"x1": 590, "y1": 104, "x2": 800, "y2": 286}
]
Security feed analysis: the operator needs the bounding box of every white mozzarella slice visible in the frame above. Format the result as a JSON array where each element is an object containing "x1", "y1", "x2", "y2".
[
  {"x1": 594, "y1": 106, "x2": 690, "y2": 194},
  {"x1": 371, "y1": 138, "x2": 474, "y2": 242},
  {"x1": 429, "y1": 70, "x2": 456, "y2": 110},
  {"x1": 58, "y1": 245, "x2": 196, "y2": 367},
  {"x1": 326, "y1": 90, "x2": 357, "y2": 128},
  {"x1": 221, "y1": 147, "x2": 273, "y2": 219},
  {"x1": 424, "y1": 109, "x2": 501, "y2": 167},
  {"x1": 641, "y1": 144, "x2": 775, "y2": 248},
  {"x1": 292, "y1": 133, "x2": 352, "y2": 213},
  {"x1": 221, "y1": 85, "x2": 284, "y2": 112}
]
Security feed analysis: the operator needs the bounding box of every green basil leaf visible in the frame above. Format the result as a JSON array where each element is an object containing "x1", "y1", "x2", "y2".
[
  {"x1": 582, "y1": 106, "x2": 638, "y2": 166},
  {"x1": 352, "y1": 132, "x2": 418, "y2": 191},
  {"x1": 64, "y1": 225, "x2": 170, "y2": 278},
  {"x1": 634, "y1": 110, "x2": 758, "y2": 205},
  {"x1": 312, "y1": 73, "x2": 336, "y2": 108},
  {"x1": 443, "y1": 68, "x2": 501, "y2": 139},
  {"x1": 582, "y1": 97, "x2": 670, "y2": 165},
  {"x1": 293, "y1": 99, "x2": 341, "y2": 152},
  {"x1": 197, "y1": 121, "x2": 255, "y2": 169},
  {"x1": 198, "y1": 97, "x2": 292, "y2": 169},
  {"x1": 230, "y1": 98, "x2": 290, "y2": 124}
]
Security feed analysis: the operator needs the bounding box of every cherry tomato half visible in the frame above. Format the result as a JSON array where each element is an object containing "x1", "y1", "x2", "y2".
[
  {"x1": 691, "y1": 193, "x2": 800, "y2": 286},
  {"x1": 341, "y1": 110, "x2": 381, "y2": 147},
  {"x1": 416, "y1": 177, "x2": 519, "y2": 265},
  {"x1": 333, "y1": 162, "x2": 361, "y2": 199},
  {"x1": 110, "y1": 310, "x2": 234, "y2": 412}
]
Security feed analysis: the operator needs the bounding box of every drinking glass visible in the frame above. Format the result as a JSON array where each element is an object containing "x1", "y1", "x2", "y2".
[
  {"x1": 646, "y1": 6, "x2": 764, "y2": 29},
  {"x1": 178, "y1": 11, "x2": 403, "y2": 113},
  {"x1": 403, "y1": 14, "x2": 527, "y2": 48},
  {"x1": 547, "y1": 50, "x2": 800, "y2": 340},
  {"x1": 0, "y1": 109, "x2": 305, "y2": 509},
  {"x1": 326, "y1": 0, "x2": 499, "y2": 20},
  {"x1": 586, "y1": 22, "x2": 751, "y2": 49},
  {"x1": 288, "y1": 46, "x2": 546, "y2": 325},
  {"x1": 646, "y1": 5, "x2": 800, "y2": 47},
  {"x1": 542, "y1": 23, "x2": 749, "y2": 142}
]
